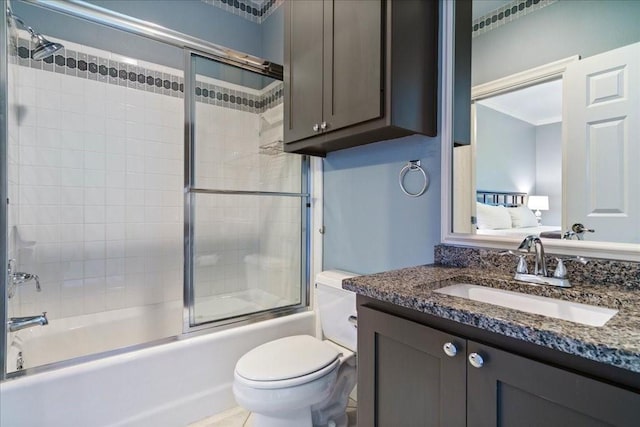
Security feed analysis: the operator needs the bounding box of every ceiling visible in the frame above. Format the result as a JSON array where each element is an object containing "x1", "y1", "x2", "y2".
[{"x1": 477, "y1": 79, "x2": 563, "y2": 126}]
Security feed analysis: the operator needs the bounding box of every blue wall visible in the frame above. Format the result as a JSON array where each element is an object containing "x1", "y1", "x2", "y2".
[
  {"x1": 261, "y1": 6, "x2": 284, "y2": 64},
  {"x1": 87, "y1": 0, "x2": 262, "y2": 58},
  {"x1": 472, "y1": 0, "x2": 640, "y2": 85},
  {"x1": 323, "y1": 135, "x2": 441, "y2": 274}
]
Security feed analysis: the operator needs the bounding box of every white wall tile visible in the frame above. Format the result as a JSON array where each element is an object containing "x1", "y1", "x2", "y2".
[
  {"x1": 60, "y1": 206, "x2": 84, "y2": 224},
  {"x1": 84, "y1": 224, "x2": 106, "y2": 241},
  {"x1": 10, "y1": 64, "x2": 292, "y2": 325}
]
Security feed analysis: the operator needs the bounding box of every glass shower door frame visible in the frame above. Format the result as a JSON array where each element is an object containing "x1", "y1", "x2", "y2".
[
  {"x1": 0, "y1": 4, "x2": 9, "y2": 382},
  {"x1": 183, "y1": 49, "x2": 310, "y2": 333}
]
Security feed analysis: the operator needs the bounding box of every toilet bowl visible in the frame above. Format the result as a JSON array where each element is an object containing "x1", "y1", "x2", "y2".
[{"x1": 232, "y1": 270, "x2": 358, "y2": 427}]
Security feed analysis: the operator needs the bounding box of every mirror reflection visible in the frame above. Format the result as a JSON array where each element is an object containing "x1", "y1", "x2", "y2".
[{"x1": 453, "y1": 0, "x2": 640, "y2": 244}]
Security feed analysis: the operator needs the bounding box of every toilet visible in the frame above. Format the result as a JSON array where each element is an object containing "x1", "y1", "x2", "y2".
[{"x1": 233, "y1": 270, "x2": 358, "y2": 427}]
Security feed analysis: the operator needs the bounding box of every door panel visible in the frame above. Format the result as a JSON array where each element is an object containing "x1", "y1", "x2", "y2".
[
  {"x1": 284, "y1": 0, "x2": 324, "y2": 142},
  {"x1": 563, "y1": 42, "x2": 640, "y2": 242},
  {"x1": 467, "y1": 341, "x2": 640, "y2": 427},
  {"x1": 322, "y1": 0, "x2": 382, "y2": 133},
  {"x1": 358, "y1": 305, "x2": 466, "y2": 427}
]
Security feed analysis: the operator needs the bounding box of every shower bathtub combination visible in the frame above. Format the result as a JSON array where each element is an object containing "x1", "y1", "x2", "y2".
[{"x1": 0, "y1": 0, "x2": 315, "y2": 425}]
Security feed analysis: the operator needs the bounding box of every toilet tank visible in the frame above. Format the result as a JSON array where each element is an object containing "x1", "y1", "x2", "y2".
[{"x1": 316, "y1": 270, "x2": 359, "y2": 352}]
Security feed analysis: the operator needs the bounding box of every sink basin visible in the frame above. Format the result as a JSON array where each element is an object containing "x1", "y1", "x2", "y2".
[{"x1": 435, "y1": 284, "x2": 618, "y2": 327}]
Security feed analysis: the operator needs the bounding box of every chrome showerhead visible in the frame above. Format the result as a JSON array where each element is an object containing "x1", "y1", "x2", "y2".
[
  {"x1": 31, "y1": 33, "x2": 64, "y2": 60},
  {"x1": 7, "y1": 7, "x2": 64, "y2": 61}
]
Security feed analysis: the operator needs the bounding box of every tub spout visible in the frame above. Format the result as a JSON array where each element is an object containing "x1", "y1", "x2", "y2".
[{"x1": 8, "y1": 312, "x2": 48, "y2": 332}]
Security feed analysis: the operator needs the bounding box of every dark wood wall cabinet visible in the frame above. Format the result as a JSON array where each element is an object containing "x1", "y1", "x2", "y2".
[
  {"x1": 358, "y1": 299, "x2": 640, "y2": 426},
  {"x1": 283, "y1": 0, "x2": 439, "y2": 156}
]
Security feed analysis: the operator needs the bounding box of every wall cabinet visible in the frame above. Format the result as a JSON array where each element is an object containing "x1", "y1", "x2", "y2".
[
  {"x1": 283, "y1": 0, "x2": 439, "y2": 156},
  {"x1": 358, "y1": 304, "x2": 640, "y2": 426}
]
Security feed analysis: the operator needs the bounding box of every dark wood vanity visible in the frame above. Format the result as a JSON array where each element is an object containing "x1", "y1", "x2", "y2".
[
  {"x1": 358, "y1": 297, "x2": 640, "y2": 426},
  {"x1": 345, "y1": 262, "x2": 640, "y2": 427}
]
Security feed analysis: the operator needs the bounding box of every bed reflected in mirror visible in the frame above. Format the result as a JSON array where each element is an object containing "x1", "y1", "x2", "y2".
[{"x1": 452, "y1": 0, "x2": 640, "y2": 245}]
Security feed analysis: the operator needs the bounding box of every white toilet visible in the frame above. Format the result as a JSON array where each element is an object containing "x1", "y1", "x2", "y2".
[{"x1": 233, "y1": 270, "x2": 358, "y2": 427}]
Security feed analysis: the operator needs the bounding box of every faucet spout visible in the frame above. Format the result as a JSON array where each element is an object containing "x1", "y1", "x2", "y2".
[
  {"x1": 8, "y1": 312, "x2": 48, "y2": 332},
  {"x1": 517, "y1": 235, "x2": 547, "y2": 276}
]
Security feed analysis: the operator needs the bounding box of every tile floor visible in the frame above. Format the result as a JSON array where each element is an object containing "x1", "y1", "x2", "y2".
[{"x1": 190, "y1": 399, "x2": 357, "y2": 427}]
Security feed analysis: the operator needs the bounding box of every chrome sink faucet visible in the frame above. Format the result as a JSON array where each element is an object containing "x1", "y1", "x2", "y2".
[
  {"x1": 8, "y1": 312, "x2": 48, "y2": 332},
  {"x1": 509, "y1": 235, "x2": 588, "y2": 288},
  {"x1": 517, "y1": 235, "x2": 548, "y2": 277}
]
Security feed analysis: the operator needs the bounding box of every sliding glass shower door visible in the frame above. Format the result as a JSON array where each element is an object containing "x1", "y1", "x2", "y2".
[{"x1": 184, "y1": 52, "x2": 308, "y2": 329}]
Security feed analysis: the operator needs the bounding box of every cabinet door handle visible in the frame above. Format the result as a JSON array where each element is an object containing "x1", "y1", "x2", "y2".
[
  {"x1": 468, "y1": 352, "x2": 484, "y2": 368},
  {"x1": 320, "y1": 121, "x2": 328, "y2": 130},
  {"x1": 313, "y1": 123, "x2": 320, "y2": 132},
  {"x1": 443, "y1": 342, "x2": 457, "y2": 357}
]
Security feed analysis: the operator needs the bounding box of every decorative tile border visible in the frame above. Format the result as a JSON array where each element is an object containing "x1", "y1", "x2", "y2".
[
  {"x1": 15, "y1": 37, "x2": 283, "y2": 113},
  {"x1": 200, "y1": 0, "x2": 283, "y2": 23},
  {"x1": 473, "y1": 0, "x2": 557, "y2": 38}
]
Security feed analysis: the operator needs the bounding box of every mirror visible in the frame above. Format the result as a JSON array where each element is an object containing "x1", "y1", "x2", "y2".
[{"x1": 451, "y1": 0, "x2": 640, "y2": 249}]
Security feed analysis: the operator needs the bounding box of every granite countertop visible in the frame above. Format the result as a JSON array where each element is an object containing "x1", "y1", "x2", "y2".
[{"x1": 343, "y1": 264, "x2": 640, "y2": 373}]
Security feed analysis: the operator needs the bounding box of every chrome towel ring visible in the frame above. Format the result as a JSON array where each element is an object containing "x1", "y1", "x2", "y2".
[{"x1": 399, "y1": 160, "x2": 429, "y2": 197}]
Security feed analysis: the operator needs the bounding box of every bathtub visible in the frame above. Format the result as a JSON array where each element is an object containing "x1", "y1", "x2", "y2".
[
  {"x1": 6, "y1": 301, "x2": 183, "y2": 371},
  {"x1": 6, "y1": 289, "x2": 297, "y2": 371},
  {"x1": 1, "y1": 308, "x2": 315, "y2": 426}
]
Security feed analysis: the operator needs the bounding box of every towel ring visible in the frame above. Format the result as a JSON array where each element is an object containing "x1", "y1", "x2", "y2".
[{"x1": 399, "y1": 160, "x2": 429, "y2": 197}]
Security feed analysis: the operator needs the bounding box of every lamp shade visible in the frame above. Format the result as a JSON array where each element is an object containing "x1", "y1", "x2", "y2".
[{"x1": 527, "y1": 195, "x2": 549, "y2": 211}]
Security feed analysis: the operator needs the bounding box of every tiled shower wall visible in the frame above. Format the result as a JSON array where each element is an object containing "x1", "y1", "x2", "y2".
[
  {"x1": 193, "y1": 76, "x2": 301, "y2": 304},
  {"x1": 9, "y1": 32, "x2": 292, "y2": 320}
]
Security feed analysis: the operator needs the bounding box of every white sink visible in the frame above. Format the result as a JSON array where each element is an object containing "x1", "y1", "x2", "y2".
[{"x1": 435, "y1": 284, "x2": 618, "y2": 327}]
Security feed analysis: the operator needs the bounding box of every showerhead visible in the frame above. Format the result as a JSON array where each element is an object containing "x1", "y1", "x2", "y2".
[
  {"x1": 7, "y1": 8, "x2": 64, "y2": 61},
  {"x1": 31, "y1": 34, "x2": 64, "y2": 60}
]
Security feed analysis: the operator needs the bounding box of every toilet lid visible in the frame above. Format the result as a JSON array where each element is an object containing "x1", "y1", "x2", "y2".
[{"x1": 235, "y1": 335, "x2": 340, "y2": 382}]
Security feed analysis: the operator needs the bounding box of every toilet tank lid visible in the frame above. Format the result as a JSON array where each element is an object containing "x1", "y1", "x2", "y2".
[{"x1": 315, "y1": 270, "x2": 359, "y2": 289}]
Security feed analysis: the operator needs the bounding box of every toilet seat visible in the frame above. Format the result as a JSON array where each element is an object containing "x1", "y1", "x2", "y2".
[{"x1": 235, "y1": 335, "x2": 341, "y2": 389}]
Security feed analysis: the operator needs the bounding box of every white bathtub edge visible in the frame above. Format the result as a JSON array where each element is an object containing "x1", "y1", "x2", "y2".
[{"x1": 1, "y1": 311, "x2": 316, "y2": 427}]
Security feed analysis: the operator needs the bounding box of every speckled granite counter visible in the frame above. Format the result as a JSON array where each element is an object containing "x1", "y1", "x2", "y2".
[{"x1": 343, "y1": 264, "x2": 640, "y2": 373}]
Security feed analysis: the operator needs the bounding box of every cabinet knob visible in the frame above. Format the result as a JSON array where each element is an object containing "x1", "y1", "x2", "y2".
[
  {"x1": 320, "y1": 121, "x2": 328, "y2": 130},
  {"x1": 443, "y1": 342, "x2": 457, "y2": 357},
  {"x1": 313, "y1": 123, "x2": 320, "y2": 132},
  {"x1": 468, "y1": 352, "x2": 484, "y2": 368}
]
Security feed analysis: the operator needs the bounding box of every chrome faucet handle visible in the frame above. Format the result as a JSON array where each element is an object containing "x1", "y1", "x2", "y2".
[
  {"x1": 499, "y1": 250, "x2": 528, "y2": 274},
  {"x1": 8, "y1": 259, "x2": 15, "y2": 276},
  {"x1": 553, "y1": 256, "x2": 589, "y2": 279}
]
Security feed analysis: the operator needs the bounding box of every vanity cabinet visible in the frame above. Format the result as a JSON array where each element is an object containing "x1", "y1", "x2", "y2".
[
  {"x1": 283, "y1": 0, "x2": 439, "y2": 156},
  {"x1": 358, "y1": 304, "x2": 640, "y2": 426}
]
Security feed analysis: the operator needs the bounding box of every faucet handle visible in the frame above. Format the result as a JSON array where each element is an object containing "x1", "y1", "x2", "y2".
[
  {"x1": 8, "y1": 259, "x2": 15, "y2": 275},
  {"x1": 499, "y1": 250, "x2": 528, "y2": 274},
  {"x1": 553, "y1": 256, "x2": 588, "y2": 279}
]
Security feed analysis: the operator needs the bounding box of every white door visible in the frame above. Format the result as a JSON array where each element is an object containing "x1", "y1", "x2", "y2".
[{"x1": 563, "y1": 42, "x2": 640, "y2": 243}]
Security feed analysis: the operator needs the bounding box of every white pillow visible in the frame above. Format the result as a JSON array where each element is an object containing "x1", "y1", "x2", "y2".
[
  {"x1": 476, "y1": 202, "x2": 512, "y2": 229},
  {"x1": 507, "y1": 205, "x2": 539, "y2": 228}
]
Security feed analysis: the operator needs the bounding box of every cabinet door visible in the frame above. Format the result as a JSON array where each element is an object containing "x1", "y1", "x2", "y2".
[
  {"x1": 322, "y1": 0, "x2": 383, "y2": 133},
  {"x1": 284, "y1": 0, "x2": 324, "y2": 143},
  {"x1": 358, "y1": 305, "x2": 466, "y2": 427},
  {"x1": 467, "y1": 341, "x2": 640, "y2": 426}
]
